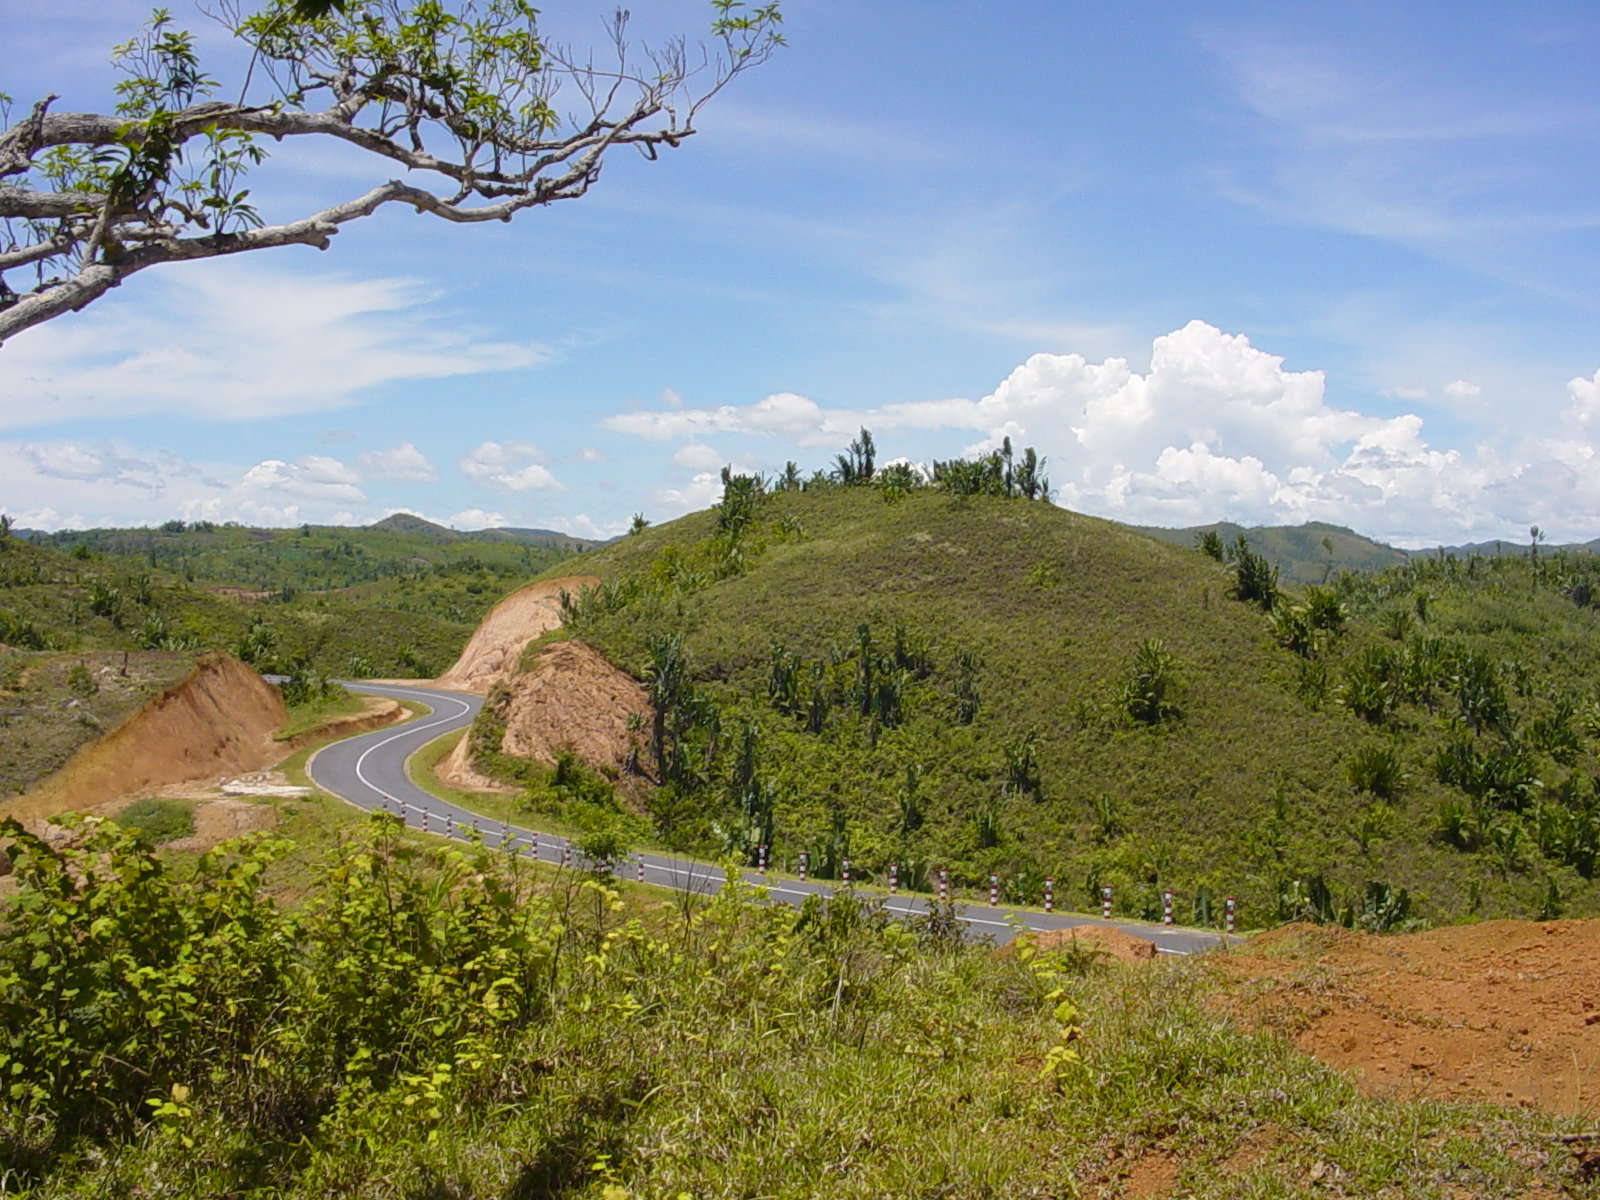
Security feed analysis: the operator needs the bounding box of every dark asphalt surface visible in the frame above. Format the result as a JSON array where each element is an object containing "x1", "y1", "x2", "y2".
[{"x1": 307, "y1": 681, "x2": 1233, "y2": 954}]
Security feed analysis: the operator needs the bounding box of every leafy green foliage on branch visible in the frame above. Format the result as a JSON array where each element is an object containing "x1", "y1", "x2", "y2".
[{"x1": 0, "y1": 0, "x2": 783, "y2": 341}]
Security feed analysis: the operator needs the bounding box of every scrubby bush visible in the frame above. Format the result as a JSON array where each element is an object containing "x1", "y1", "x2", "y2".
[
  {"x1": 114, "y1": 797, "x2": 195, "y2": 846},
  {"x1": 1346, "y1": 744, "x2": 1404, "y2": 801},
  {"x1": 1120, "y1": 639, "x2": 1181, "y2": 726}
]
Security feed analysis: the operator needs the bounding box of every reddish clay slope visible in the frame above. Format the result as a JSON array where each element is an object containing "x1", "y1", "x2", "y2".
[
  {"x1": 12, "y1": 652, "x2": 288, "y2": 820},
  {"x1": 434, "y1": 574, "x2": 599, "y2": 695}
]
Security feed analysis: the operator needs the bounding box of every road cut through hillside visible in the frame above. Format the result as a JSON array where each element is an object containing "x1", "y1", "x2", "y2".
[
  {"x1": 6, "y1": 652, "x2": 289, "y2": 824},
  {"x1": 432, "y1": 574, "x2": 598, "y2": 694}
]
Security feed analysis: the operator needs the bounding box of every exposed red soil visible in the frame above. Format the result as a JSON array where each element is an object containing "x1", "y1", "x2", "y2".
[
  {"x1": 164, "y1": 797, "x2": 279, "y2": 850},
  {"x1": 441, "y1": 639, "x2": 650, "y2": 788},
  {"x1": 9, "y1": 653, "x2": 288, "y2": 823},
  {"x1": 1010, "y1": 924, "x2": 1159, "y2": 965},
  {"x1": 433, "y1": 574, "x2": 598, "y2": 694},
  {"x1": 1211, "y1": 920, "x2": 1600, "y2": 1118}
]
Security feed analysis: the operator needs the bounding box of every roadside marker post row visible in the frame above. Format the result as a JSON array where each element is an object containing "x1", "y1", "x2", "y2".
[{"x1": 379, "y1": 794, "x2": 1243, "y2": 933}]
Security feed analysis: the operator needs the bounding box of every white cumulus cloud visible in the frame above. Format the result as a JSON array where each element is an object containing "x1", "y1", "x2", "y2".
[
  {"x1": 359, "y1": 442, "x2": 438, "y2": 482},
  {"x1": 458, "y1": 440, "x2": 565, "y2": 492},
  {"x1": 604, "y1": 320, "x2": 1600, "y2": 545},
  {"x1": 671, "y1": 443, "x2": 727, "y2": 471},
  {"x1": 446, "y1": 508, "x2": 507, "y2": 529}
]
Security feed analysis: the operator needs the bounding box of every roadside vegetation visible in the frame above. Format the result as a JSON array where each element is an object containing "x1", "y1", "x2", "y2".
[{"x1": 0, "y1": 816, "x2": 1589, "y2": 1199}]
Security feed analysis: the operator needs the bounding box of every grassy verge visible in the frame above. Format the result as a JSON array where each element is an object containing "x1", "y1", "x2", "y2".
[
  {"x1": 271, "y1": 686, "x2": 375, "y2": 742},
  {"x1": 404, "y1": 730, "x2": 663, "y2": 857}
]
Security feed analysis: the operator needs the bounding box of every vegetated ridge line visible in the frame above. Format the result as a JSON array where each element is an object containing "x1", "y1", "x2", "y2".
[{"x1": 306, "y1": 681, "x2": 1227, "y2": 954}]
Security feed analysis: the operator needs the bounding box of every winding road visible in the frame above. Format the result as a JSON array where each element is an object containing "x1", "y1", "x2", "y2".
[{"x1": 307, "y1": 681, "x2": 1229, "y2": 954}]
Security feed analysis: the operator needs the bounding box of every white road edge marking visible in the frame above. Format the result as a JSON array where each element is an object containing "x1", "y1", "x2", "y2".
[{"x1": 320, "y1": 684, "x2": 1200, "y2": 957}]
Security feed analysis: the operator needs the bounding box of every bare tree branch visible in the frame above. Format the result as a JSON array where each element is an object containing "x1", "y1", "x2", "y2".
[{"x1": 0, "y1": 0, "x2": 783, "y2": 345}]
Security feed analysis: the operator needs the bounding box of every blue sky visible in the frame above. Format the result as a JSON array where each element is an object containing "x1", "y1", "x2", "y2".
[{"x1": 3, "y1": 0, "x2": 1599, "y2": 546}]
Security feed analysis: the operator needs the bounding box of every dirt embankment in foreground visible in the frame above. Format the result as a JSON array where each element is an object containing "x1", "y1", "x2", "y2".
[
  {"x1": 1212, "y1": 919, "x2": 1600, "y2": 1118},
  {"x1": 433, "y1": 574, "x2": 599, "y2": 694},
  {"x1": 440, "y1": 638, "x2": 650, "y2": 792},
  {"x1": 6, "y1": 652, "x2": 289, "y2": 825}
]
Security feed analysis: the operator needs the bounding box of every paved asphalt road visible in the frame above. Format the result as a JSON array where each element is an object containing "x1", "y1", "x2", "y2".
[{"x1": 308, "y1": 681, "x2": 1231, "y2": 955}]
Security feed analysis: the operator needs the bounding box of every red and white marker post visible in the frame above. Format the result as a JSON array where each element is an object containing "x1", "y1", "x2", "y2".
[
  {"x1": 1101, "y1": 884, "x2": 1112, "y2": 919},
  {"x1": 758, "y1": 843, "x2": 768, "y2": 875},
  {"x1": 1162, "y1": 888, "x2": 1174, "y2": 926},
  {"x1": 529, "y1": 832, "x2": 538, "y2": 861},
  {"x1": 1226, "y1": 895, "x2": 1236, "y2": 934},
  {"x1": 889, "y1": 861, "x2": 899, "y2": 895},
  {"x1": 420, "y1": 804, "x2": 430, "y2": 834},
  {"x1": 989, "y1": 872, "x2": 999, "y2": 907},
  {"x1": 938, "y1": 867, "x2": 949, "y2": 903},
  {"x1": 637, "y1": 854, "x2": 645, "y2": 884},
  {"x1": 841, "y1": 857, "x2": 851, "y2": 886},
  {"x1": 1044, "y1": 877, "x2": 1054, "y2": 913},
  {"x1": 798, "y1": 851, "x2": 808, "y2": 881},
  {"x1": 561, "y1": 842, "x2": 572, "y2": 869}
]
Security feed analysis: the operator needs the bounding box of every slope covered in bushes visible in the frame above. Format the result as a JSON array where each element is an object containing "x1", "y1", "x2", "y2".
[{"x1": 478, "y1": 465, "x2": 1600, "y2": 927}]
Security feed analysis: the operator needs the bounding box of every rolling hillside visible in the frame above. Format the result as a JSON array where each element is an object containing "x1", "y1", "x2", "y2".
[
  {"x1": 467, "y1": 476, "x2": 1600, "y2": 927},
  {"x1": 0, "y1": 529, "x2": 471, "y2": 681},
  {"x1": 16, "y1": 514, "x2": 594, "y2": 592}
]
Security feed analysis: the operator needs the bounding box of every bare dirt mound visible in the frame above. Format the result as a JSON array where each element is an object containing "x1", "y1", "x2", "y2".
[
  {"x1": 1213, "y1": 919, "x2": 1600, "y2": 1117},
  {"x1": 1006, "y1": 924, "x2": 1158, "y2": 965},
  {"x1": 8, "y1": 653, "x2": 288, "y2": 824},
  {"x1": 441, "y1": 639, "x2": 649, "y2": 789},
  {"x1": 434, "y1": 574, "x2": 599, "y2": 695}
]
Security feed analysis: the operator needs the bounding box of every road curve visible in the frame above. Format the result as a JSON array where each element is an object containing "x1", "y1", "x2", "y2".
[{"x1": 307, "y1": 681, "x2": 1230, "y2": 954}]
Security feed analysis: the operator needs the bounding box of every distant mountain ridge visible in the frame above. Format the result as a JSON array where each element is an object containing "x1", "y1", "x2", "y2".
[{"x1": 1136, "y1": 520, "x2": 1599, "y2": 585}]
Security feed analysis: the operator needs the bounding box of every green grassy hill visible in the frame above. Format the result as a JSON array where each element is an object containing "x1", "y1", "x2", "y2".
[
  {"x1": 479, "y1": 479, "x2": 1600, "y2": 928},
  {"x1": 0, "y1": 531, "x2": 472, "y2": 683},
  {"x1": 16, "y1": 514, "x2": 592, "y2": 593}
]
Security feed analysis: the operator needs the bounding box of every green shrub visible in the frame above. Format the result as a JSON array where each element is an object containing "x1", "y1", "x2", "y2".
[
  {"x1": 1345, "y1": 744, "x2": 1404, "y2": 800},
  {"x1": 1226, "y1": 534, "x2": 1278, "y2": 610},
  {"x1": 113, "y1": 798, "x2": 195, "y2": 846},
  {"x1": 1120, "y1": 639, "x2": 1180, "y2": 725}
]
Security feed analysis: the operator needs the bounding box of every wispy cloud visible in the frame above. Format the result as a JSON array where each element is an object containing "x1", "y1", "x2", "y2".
[{"x1": 0, "y1": 259, "x2": 545, "y2": 432}]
